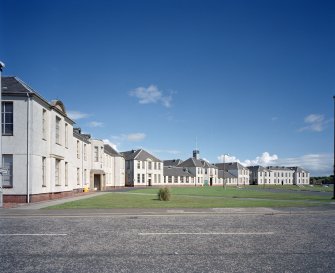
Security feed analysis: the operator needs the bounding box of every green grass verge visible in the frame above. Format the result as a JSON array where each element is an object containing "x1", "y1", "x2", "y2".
[{"x1": 45, "y1": 186, "x2": 333, "y2": 209}]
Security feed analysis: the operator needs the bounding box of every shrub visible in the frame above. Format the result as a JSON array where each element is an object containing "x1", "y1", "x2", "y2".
[{"x1": 158, "y1": 187, "x2": 171, "y2": 201}]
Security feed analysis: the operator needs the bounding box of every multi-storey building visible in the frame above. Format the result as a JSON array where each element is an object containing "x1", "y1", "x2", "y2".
[
  {"x1": 248, "y1": 165, "x2": 310, "y2": 185},
  {"x1": 215, "y1": 162, "x2": 250, "y2": 186},
  {"x1": 165, "y1": 150, "x2": 219, "y2": 186},
  {"x1": 121, "y1": 149, "x2": 163, "y2": 186},
  {"x1": 1, "y1": 76, "x2": 125, "y2": 203}
]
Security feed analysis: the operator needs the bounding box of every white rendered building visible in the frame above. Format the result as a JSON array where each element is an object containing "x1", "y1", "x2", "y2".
[{"x1": 1, "y1": 76, "x2": 125, "y2": 203}]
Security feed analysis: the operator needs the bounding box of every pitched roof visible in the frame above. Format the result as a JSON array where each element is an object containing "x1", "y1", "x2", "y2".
[
  {"x1": 164, "y1": 166, "x2": 195, "y2": 177},
  {"x1": 1, "y1": 76, "x2": 73, "y2": 122},
  {"x1": 121, "y1": 149, "x2": 162, "y2": 162},
  {"x1": 1, "y1": 76, "x2": 36, "y2": 94},
  {"x1": 104, "y1": 144, "x2": 122, "y2": 157},
  {"x1": 214, "y1": 162, "x2": 248, "y2": 171},
  {"x1": 247, "y1": 165, "x2": 270, "y2": 173},
  {"x1": 218, "y1": 170, "x2": 237, "y2": 179},
  {"x1": 178, "y1": 157, "x2": 203, "y2": 168},
  {"x1": 164, "y1": 159, "x2": 183, "y2": 167}
]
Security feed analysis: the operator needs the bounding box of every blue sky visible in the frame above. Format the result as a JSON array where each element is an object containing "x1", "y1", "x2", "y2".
[{"x1": 1, "y1": 0, "x2": 334, "y2": 176}]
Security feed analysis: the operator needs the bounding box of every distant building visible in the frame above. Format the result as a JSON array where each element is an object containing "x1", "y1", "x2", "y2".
[
  {"x1": 163, "y1": 166, "x2": 195, "y2": 185},
  {"x1": 248, "y1": 165, "x2": 310, "y2": 185},
  {"x1": 215, "y1": 162, "x2": 249, "y2": 186},
  {"x1": 171, "y1": 150, "x2": 219, "y2": 186},
  {"x1": 247, "y1": 165, "x2": 271, "y2": 185},
  {"x1": 218, "y1": 170, "x2": 238, "y2": 185},
  {"x1": 121, "y1": 149, "x2": 163, "y2": 187}
]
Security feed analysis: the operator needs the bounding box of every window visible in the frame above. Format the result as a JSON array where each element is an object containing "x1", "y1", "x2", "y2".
[
  {"x1": 84, "y1": 144, "x2": 87, "y2": 160},
  {"x1": 42, "y1": 157, "x2": 46, "y2": 187},
  {"x1": 154, "y1": 162, "x2": 157, "y2": 170},
  {"x1": 158, "y1": 163, "x2": 161, "y2": 170},
  {"x1": 55, "y1": 116, "x2": 61, "y2": 144},
  {"x1": 142, "y1": 174, "x2": 145, "y2": 183},
  {"x1": 148, "y1": 161, "x2": 152, "y2": 170},
  {"x1": 2, "y1": 155, "x2": 13, "y2": 187},
  {"x1": 168, "y1": 176, "x2": 172, "y2": 183},
  {"x1": 137, "y1": 161, "x2": 140, "y2": 169},
  {"x1": 94, "y1": 146, "x2": 99, "y2": 162},
  {"x1": 137, "y1": 174, "x2": 140, "y2": 183},
  {"x1": 65, "y1": 162, "x2": 68, "y2": 186},
  {"x1": 2, "y1": 102, "x2": 13, "y2": 135},
  {"x1": 65, "y1": 123, "x2": 68, "y2": 148},
  {"x1": 42, "y1": 109, "x2": 47, "y2": 140},
  {"x1": 77, "y1": 140, "x2": 80, "y2": 159},
  {"x1": 142, "y1": 161, "x2": 145, "y2": 169},
  {"x1": 55, "y1": 159, "x2": 61, "y2": 186},
  {"x1": 77, "y1": 168, "x2": 80, "y2": 185}
]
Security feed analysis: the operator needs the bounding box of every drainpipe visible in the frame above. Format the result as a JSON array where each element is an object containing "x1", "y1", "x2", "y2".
[
  {"x1": 0, "y1": 62, "x2": 4, "y2": 207},
  {"x1": 26, "y1": 93, "x2": 30, "y2": 203}
]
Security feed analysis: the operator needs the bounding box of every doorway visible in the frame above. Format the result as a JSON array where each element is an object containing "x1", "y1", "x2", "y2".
[{"x1": 94, "y1": 174, "x2": 101, "y2": 190}]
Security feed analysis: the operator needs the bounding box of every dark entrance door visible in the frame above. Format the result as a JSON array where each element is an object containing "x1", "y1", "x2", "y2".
[
  {"x1": 148, "y1": 179, "x2": 152, "y2": 186},
  {"x1": 210, "y1": 178, "x2": 213, "y2": 186},
  {"x1": 94, "y1": 174, "x2": 101, "y2": 190}
]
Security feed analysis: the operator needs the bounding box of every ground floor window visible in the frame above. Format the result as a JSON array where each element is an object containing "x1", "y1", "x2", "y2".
[{"x1": 2, "y1": 154, "x2": 13, "y2": 188}]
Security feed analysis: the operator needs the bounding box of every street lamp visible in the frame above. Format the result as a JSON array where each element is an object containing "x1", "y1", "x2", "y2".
[
  {"x1": 0, "y1": 61, "x2": 5, "y2": 207},
  {"x1": 222, "y1": 153, "x2": 230, "y2": 189}
]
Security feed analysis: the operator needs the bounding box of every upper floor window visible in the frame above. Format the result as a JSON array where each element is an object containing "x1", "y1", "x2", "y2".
[
  {"x1": 84, "y1": 144, "x2": 87, "y2": 161},
  {"x1": 2, "y1": 102, "x2": 13, "y2": 136},
  {"x1": 137, "y1": 161, "x2": 141, "y2": 169},
  {"x1": 55, "y1": 116, "x2": 61, "y2": 144},
  {"x1": 42, "y1": 109, "x2": 47, "y2": 140},
  {"x1": 77, "y1": 140, "x2": 80, "y2": 159},
  {"x1": 94, "y1": 146, "x2": 99, "y2": 162},
  {"x1": 65, "y1": 123, "x2": 68, "y2": 148},
  {"x1": 148, "y1": 161, "x2": 152, "y2": 170}
]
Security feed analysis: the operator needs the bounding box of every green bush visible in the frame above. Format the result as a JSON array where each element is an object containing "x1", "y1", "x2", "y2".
[{"x1": 158, "y1": 187, "x2": 171, "y2": 201}]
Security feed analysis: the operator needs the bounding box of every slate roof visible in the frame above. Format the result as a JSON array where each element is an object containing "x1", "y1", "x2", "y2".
[
  {"x1": 164, "y1": 159, "x2": 183, "y2": 167},
  {"x1": 104, "y1": 144, "x2": 122, "y2": 157},
  {"x1": 121, "y1": 149, "x2": 162, "y2": 162},
  {"x1": 1, "y1": 76, "x2": 73, "y2": 122},
  {"x1": 247, "y1": 165, "x2": 270, "y2": 173},
  {"x1": 288, "y1": 167, "x2": 309, "y2": 173},
  {"x1": 218, "y1": 170, "x2": 237, "y2": 179},
  {"x1": 178, "y1": 157, "x2": 204, "y2": 168},
  {"x1": 164, "y1": 166, "x2": 195, "y2": 177},
  {"x1": 214, "y1": 162, "x2": 248, "y2": 171},
  {"x1": 177, "y1": 157, "x2": 218, "y2": 169},
  {"x1": 266, "y1": 166, "x2": 294, "y2": 171},
  {"x1": 1, "y1": 76, "x2": 36, "y2": 94}
]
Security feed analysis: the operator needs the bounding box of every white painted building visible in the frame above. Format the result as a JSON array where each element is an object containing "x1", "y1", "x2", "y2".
[
  {"x1": 248, "y1": 165, "x2": 310, "y2": 185},
  {"x1": 121, "y1": 149, "x2": 163, "y2": 187},
  {"x1": 165, "y1": 150, "x2": 219, "y2": 186},
  {"x1": 1, "y1": 76, "x2": 125, "y2": 203},
  {"x1": 215, "y1": 162, "x2": 250, "y2": 186}
]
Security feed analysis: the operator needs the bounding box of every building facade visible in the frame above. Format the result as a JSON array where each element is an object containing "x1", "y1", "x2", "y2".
[
  {"x1": 1, "y1": 76, "x2": 125, "y2": 203},
  {"x1": 122, "y1": 149, "x2": 163, "y2": 187},
  {"x1": 248, "y1": 165, "x2": 310, "y2": 185},
  {"x1": 215, "y1": 162, "x2": 250, "y2": 186}
]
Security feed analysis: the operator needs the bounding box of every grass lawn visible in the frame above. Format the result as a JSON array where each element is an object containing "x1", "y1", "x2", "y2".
[{"x1": 46, "y1": 186, "x2": 333, "y2": 209}]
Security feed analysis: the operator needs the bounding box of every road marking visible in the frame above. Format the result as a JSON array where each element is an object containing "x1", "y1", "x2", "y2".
[
  {"x1": 139, "y1": 232, "x2": 274, "y2": 236},
  {"x1": 0, "y1": 233, "x2": 67, "y2": 236}
]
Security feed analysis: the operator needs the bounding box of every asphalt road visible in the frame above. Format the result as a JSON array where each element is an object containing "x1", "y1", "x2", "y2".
[{"x1": 0, "y1": 207, "x2": 334, "y2": 273}]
